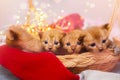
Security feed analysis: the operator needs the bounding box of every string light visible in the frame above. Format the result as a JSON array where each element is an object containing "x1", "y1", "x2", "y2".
[
  {"x1": 12, "y1": 0, "x2": 115, "y2": 33},
  {"x1": 16, "y1": 16, "x2": 20, "y2": 19},
  {"x1": 83, "y1": 0, "x2": 114, "y2": 15},
  {"x1": 57, "y1": 16, "x2": 62, "y2": 19},
  {"x1": 85, "y1": 1, "x2": 96, "y2": 8},
  {"x1": 21, "y1": 0, "x2": 50, "y2": 33},
  {"x1": 61, "y1": 10, "x2": 64, "y2": 13},
  {"x1": 16, "y1": 20, "x2": 20, "y2": 24},
  {"x1": 84, "y1": 1, "x2": 96, "y2": 13}
]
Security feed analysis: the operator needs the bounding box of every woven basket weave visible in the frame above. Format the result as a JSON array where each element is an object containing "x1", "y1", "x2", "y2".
[{"x1": 57, "y1": 50, "x2": 119, "y2": 74}]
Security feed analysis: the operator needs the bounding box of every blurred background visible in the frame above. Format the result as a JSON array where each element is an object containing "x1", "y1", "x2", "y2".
[
  {"x1": 0, "y1": 0, "x2": 119, "y2": 46},
  {"x1": 0, "y1": 0, "x2": 120, "y2": 40},
  {"x1": 0, "y1": 0, "x2": 120, "y2": 78},
  {"x1": 0, "y1": 0, "x2": 120, "y2": 37},
  {"x1": 0, "y1": 0, "x2": 114, "y2": 26}
]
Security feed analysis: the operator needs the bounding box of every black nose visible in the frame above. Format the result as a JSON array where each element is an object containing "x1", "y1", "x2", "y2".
[{"x1": 99, "y1": 48, "x2": 103, "y2": 51}]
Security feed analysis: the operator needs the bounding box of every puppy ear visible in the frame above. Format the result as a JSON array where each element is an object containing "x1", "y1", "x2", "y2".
[
  {"x1": 56, "y1": 30, "x2": 66, "y2": 39},
  {"x1": 61, "y1": 32, "x2": 68, "y2": 43},
  {"x1": 79, "y1": 34, "x2": 85, "y2": 42},
  {"x1": 6, "y1": 27, "x2": 18, "y2": 40},
  {"x1": 78, "y1": 30, "x2": 87, "y2": 41},
  {"x1": 39, "y1": 31, "x2": 43, "y2": 39},
  {"x1": 101, "y1": 23, "x2": 109, "y2": 31},
  {"x1": 61, "y1": 32, "x2": 66, "y2": 37},
  {"x1": 6, "y1": 25, "x2": 30, "y2": 41}
]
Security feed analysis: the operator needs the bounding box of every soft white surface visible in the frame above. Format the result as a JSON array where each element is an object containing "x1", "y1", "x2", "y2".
[{"x1": 79, "y1": 70, "x2": 120, "y2": 80}]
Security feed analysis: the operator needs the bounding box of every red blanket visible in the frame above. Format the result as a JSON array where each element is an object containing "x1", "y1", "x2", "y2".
[{"x1": 0, "y1": 45, "x2": 79, "y2": 80}]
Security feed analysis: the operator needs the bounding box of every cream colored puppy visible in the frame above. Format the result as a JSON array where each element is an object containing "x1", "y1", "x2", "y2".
[{"x1": 6, "y1": 25, "x2": 43, "y2": 52}]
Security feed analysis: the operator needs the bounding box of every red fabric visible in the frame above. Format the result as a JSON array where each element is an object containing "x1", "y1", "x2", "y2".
[
  {"x1": 0, "y1": 45, "x2": 79, "y2": 80},
  {"x1": 51, "y1": 13, "x2": 84, "y2": 32}
]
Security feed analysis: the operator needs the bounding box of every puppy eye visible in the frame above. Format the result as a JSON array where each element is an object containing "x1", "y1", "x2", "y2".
[
  {"x1": 102, "y1": 39, "x2": 106, "y2": 43},
  {"x1": 44, "y1": 41, "x2": 48, "y2": 44},
  {"x1": 90, "y1": 43, "x2": 96, "y2": 47},
  {"x1": 66, "y1": 42, "x2": 70, "y2": 46},
  {"x1": 77, "y1": 41, "x2": 82, "y2": 45},
  {"x1": 54, "y1": 41, "x2": 59, "y2": 45}
]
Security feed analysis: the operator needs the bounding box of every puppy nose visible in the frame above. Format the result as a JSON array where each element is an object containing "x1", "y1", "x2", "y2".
[
  {"x1": 99, "y1": 48, "x2": 103, "y2": 51},
  {"x1": 72, "y1": 48, "x2": 75, "y2": 51},
  {"x1": 71, "y1": 45, "x2": 75, "y2": 50},
  {"x1": 49, "y1": 48, "x2": 52, "y2": 50}
]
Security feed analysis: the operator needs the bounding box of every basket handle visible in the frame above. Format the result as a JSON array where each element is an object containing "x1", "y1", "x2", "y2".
[{"x1": 107, "y1": 0, "x2": 120, "y2": 38}]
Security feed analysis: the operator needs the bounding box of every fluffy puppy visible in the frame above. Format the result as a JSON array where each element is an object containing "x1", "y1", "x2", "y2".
[
  {"x1": 62, "y1": 30, "x2": 85, "y2": 54},
  {"x1": 83, "y1": 23, "x2": 112, "y2": 53},
  {"x1": 1, "y1": 25, "x2": 44, "y2": 80},
  {"x1": 40, "y1": 29, "x2": 65, "y2": 54},
  {"x1": 6, "y1": 25, "x2": 43, "y2": 52}
]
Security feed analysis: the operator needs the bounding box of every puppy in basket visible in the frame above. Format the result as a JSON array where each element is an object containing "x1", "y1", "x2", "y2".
[
  {"x1": 0, "y1": 25, "x2": 120, "y2": 80},
  {"x1": 0, "y1": 25, "x2": 43, "y2": 80},
  {"x1": 83, "y1": 23, "x2": 112, "y2": 53},
  {"x1": 40, "y1": 29, "x2": 65, "y2": 55}
]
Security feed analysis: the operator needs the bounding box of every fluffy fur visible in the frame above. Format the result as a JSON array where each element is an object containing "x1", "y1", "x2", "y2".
[
  {"x1": 40, "y1": 29, "x2": 65, "y2": 54},
  {"x1": 83, "y1": 23, "x2": 111, "y2": 53},
  {"x1": 6, "y1": 25, "x2": 43, "y2": 52},
  {"x1": 2, "y1": 25, "x2": 44, "y2": 80},
  {"x1": 62, "y1": 30, "x2": 85, "y2": 54}
]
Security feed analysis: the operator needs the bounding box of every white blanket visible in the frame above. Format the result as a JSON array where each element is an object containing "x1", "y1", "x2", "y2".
[{"x1": 79, "y1": 70, "x2": 120, "y2": 80}]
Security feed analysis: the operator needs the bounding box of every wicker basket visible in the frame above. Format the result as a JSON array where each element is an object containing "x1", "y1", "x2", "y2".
[
  {"x1": 113, "y1": 37, "x2": 120, "y2": 61},
  {"x1": 57, "y1": 50, "x2": 119, "y2": 74}
]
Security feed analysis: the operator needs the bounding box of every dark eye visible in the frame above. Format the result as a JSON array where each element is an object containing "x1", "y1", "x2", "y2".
[
  {"x1": 44, "y1": 41, "x2": 48, "y2": 44},
  {"x1": 90, "y1": 43, "x2": 96, "y2": 47},
  {"x1": 77, "y1": 41, "x2": 82, "y2": 45},
  {"x1": 66, "y1": 42, "x2": 70, "y2": 46},
  {"x1": 102, "y1": 39, "x2": 106, "y2": 43},
  {"x1": 54, "y1": 41, "x2": 59, "y2": 45}
]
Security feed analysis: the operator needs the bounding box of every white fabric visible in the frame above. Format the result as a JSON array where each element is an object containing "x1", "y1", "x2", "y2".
[{"x1": 78, "y1": 70, "x2": 120, "y2": 80}]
